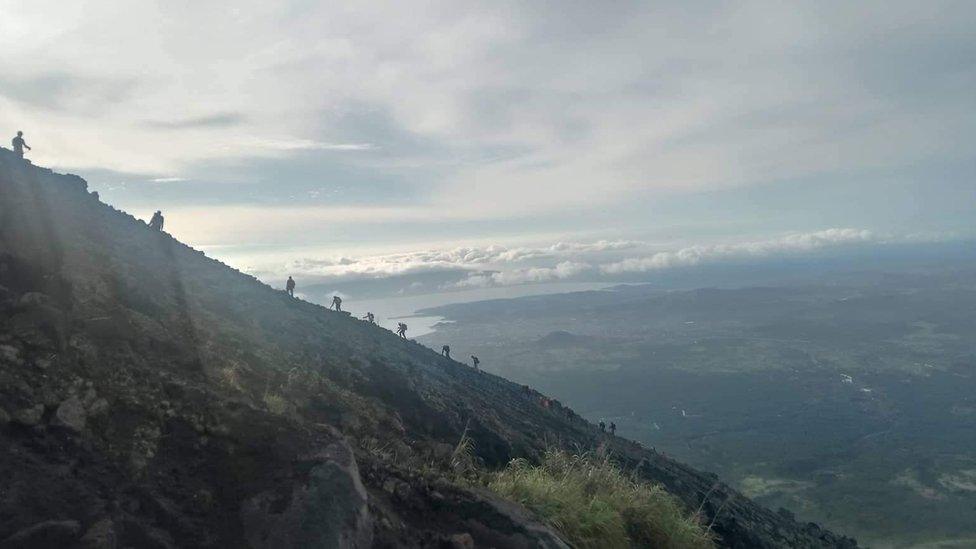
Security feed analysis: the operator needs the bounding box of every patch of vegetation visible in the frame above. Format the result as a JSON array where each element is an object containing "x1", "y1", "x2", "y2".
[
  {"x1": 262, "y1": 392, "x2": 289, "y2": 415},
  {"x1": 487, "y1": 448, "x2": 715, "y2": 549}
]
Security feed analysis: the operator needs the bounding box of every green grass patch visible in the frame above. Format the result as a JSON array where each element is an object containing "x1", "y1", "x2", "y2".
[{"x1": 488, "y1": 448, "x2": 715, "y2": 549}]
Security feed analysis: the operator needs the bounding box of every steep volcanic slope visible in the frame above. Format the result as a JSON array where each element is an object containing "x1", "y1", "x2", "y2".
[{"x1": 0, "y1": 150, "x2": 857, "y2": 548}]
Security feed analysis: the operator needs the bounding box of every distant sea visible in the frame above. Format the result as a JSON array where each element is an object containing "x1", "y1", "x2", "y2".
[{"x1": 341, "y1": 282, "x2": 612, "y2": 337}]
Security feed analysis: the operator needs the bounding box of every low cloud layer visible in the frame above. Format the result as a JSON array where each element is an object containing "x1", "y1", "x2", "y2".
[
  {"x1": 600, "y1": 228, "x2": 875, "y2": 274},
  {"x1": 281, "y1": 240, "x2": 641, "y2": 280},
  {"x1": 260, "y1": 228, "x2": 921, "y2": 293}
]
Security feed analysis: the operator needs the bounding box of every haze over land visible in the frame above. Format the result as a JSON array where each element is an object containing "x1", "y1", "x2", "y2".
[{"x1": 416, "y1": 244, "x2": 976, "y2": 547}]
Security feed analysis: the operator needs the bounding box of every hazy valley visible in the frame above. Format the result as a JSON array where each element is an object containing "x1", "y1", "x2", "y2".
[{"x1": 418, "y1": 258, "x2": 976, "y2": 547}]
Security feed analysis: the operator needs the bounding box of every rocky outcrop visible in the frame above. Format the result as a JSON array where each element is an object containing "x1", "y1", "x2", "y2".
[
  {"x1": 0, "y1": 150, "x2": 856, "y2": 547},
  {"x1": 52, "y1": 395, "x2": 86, "y2": 432},
  {"x1": 241, "y1": 438, "x2": 372, "y2": 549}
]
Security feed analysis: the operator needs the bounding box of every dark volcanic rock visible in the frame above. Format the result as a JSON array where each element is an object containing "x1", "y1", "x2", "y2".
[
  {"x1": 1, "y1": 519, "x2": 81, "y2": 549},
  {"x1": 78, "y1": 518, "x2": 117, "y2": 549},
  {"x1": 241, "y1": 438, "x2": 372, "y2": 549},
  {"x1": 52, "y1": 395, "x2": 87, "y2": 432}
]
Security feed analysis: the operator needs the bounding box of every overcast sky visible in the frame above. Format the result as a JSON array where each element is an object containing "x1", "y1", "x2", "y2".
[{"x1": 1, "y1": 1, "x2": 973, "y2": 288}]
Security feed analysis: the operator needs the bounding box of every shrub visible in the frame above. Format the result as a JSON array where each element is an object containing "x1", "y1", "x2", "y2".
[
  {"x1": 488, "y1": 449, "x2": 714, "y2": 549},
  {"x1": 262, "y1": 392, "x2": 289, "y2": 415}
]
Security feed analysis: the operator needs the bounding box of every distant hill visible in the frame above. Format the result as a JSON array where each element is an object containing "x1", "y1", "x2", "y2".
[{"x1": 0, "y1": 150, "x2": 856, "y2": 548}]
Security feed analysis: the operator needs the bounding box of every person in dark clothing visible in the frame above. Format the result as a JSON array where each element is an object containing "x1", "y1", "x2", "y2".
[
  {"x1": 470, "y1": 355, "x2": 480, "y2": 370},
  {"x1": 362, "y1": 312, "x2": 375, "y2": 323},
  {"x1": 599, "y1": 421, "x2": 606, "y2": 433},
  {"x1": 12, "y1": 131, "x2": 30, "y2": 159},
  {"x1": 396, "y1": 322, "x2": 407, "y2": 338},
  {"x1": 148, "y1": 210, "x2": 164, "y2": 231},
  {"x1": 609, "y1": 422, "x2": 617, "y2": 436},
  {"x1": 285, "y1": 276, "x2": 296, "y2": 297},
  {"x1": 441, "y1": 345, "x2": 451, "y2": 358},
  {"x1": 331, "y1": 295, "x2": 342, "y2": 311}
]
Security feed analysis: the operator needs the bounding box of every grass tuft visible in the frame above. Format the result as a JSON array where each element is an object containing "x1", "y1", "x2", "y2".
[
  {"x1": 262, "y1": 392, "x2": 289, "y2": 415},
  {"x1": 488, "y1": 448, "x2": 715, "y2": 549}
]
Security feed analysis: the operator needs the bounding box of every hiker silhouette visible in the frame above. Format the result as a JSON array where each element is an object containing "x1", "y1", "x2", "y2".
[
  {"x1": 441, "y1": 344, "x2": 450, "y2": 358},
  {"x1": 331, "y1": 295, "x2": 342, "y2": 312},
  {"x1": 470, "y1": 355, "x2": 480, "y2": 370},
  {"x1": 362, "y1": 312, "x2": 375, "y2": 323},
  {"x1": 396, "y1": 322, "x2": 407, "y2": 338},
  {"x1": 148, "y1": 210, "x2": 164, "y2": 231},
  {"x1": 285, "y1": 276, "x2": 296, "y2": 297},
  {"x1": 12, "y1": 131, "x2": 31, "y2": 159}
]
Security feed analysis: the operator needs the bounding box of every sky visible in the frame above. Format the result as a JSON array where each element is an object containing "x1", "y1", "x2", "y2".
[{"x1": 1, "y1": 1, "x2": 973, "y2": 295}]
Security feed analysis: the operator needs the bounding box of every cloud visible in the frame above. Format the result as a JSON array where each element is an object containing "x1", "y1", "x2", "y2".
[
  {"x1": 275, "y1": 240, "x2": 639, "y2": 281},
  {"x1": 144, "y1": 112, "x2": 246, "y2": 129},
  {"x1": 600, "y1": 229, "x2": 876, "y2": 274},
  {"x1": 254, "y1": 139, "x2": 375, "y2": 152},
  {"x1": 0, "y1": 71, "x2": 137, "y2": 114},
  {"x1": 249, "y1": 229, "x2": 892, "y2": 291},
  {"x1": 455, "y1": 261, "x2": 593, "y2": 288}
]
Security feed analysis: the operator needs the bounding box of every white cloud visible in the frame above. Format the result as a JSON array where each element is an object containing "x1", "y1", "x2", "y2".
[
  {"x1": 245, "y1": 228, "x2": 903, "y2": 290},
  {"x1": 456, "y1": 261, "x2": 594, "y2": 288},
  {"x1": 276, "y1": 241, "x2": 636, "y2": 281},
  {"x1": 600, "y1": 229, "x2": 876, "y2": 274},
  {"x1": 254, "y1": 139, "x2": 375, "y2": 152}
]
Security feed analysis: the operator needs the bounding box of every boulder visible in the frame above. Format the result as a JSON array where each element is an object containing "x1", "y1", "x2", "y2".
[
  {"x1": 87, "y1": 398, "x2": 110, "y2": 417},
  {"x1": 52, "y1": 396, "x2": 86, "y2": 432},
  {"x1": 1, "y1": 520, "x2": 81, "y2": 549},
  {"x1": 241, "y1": 439, "x2": 372, "y2": 549},
  {"x1": 12, "y1": 404, "x2": 44, "y2": 427},
  {"x1": 0, "y1": 344, "x2": 21, "y2": 365},
  {"x1": 17, "y1": 292, "x2": 51, "y2": 308},
  {"x1": 449, "y1": 533, "x2": 475, "y2": 549},
  {"x1": 79, "y1": 518, "x2": 116, "y2": 549}
]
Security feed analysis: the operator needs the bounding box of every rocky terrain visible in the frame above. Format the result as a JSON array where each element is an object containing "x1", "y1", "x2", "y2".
[{"x1": 0, "y1": 149, "x2": 857, "y2": 548}]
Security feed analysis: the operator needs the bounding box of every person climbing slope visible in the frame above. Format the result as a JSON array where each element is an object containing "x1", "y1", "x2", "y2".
[
  {"x1": 396, "y1": 322, "x2": 408, "y2": 339},
  {"x1": 470, "y1": 355, "x2": 480, "y2": 370},
  {"x1": 331, "y1": 295, "x2": 342, "y2": 312},
  {"x1": 441, "y1": 344, "x2": 451, "y2": 358}
]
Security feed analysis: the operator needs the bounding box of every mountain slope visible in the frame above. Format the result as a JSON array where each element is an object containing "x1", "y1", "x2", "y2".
[{"x1": 0, "y1": 150, "x2": 857, "y2": 548}]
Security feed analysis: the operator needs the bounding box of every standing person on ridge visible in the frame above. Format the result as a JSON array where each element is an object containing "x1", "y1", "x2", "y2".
[
  {"x1": 11, "y1": 131, "x2": 30, "y2": 159},
  {"x1": 599, "y1": 421, "x2": 606, "y2": 433},
  {"x1": 470, "y1": 355, "x2": 480, "y2": 370},
  {"x1": 441, "y1": 345, "x2": 451, "y2": 358},
  {"x1": 609, "y1": 422, "x2": 617, "y2": 436},
  {"x1": 285, "y1": 276, "x2": 296, "y2": 297},
  {"x1": 396, "y1": 322, "x2": 407, "y2": 339},
  {"x1": 331, "y1": 295, "x2": 342, "y2": 312}
]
